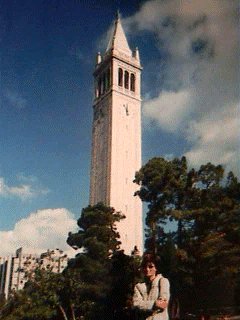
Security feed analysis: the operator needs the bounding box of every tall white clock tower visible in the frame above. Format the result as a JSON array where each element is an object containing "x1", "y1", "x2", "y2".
[{"x1": 89, "y1": 13, "x2": 143, "y2": 255}]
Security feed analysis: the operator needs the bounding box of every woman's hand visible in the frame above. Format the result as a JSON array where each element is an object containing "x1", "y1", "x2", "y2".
[{"x1": 155, "y1": 298, "x2": 168, "y2": 310}]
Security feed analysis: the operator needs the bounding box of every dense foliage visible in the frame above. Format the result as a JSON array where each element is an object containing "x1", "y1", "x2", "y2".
[
  {"x1": 66, "y1": 203, "x2": 125, "y2": 319},
  {"x1": 134, "y1": 157, "x2": 240, "y2": 315},
  {"x1": 0, "y1": 269, "x2": 66, "y2": 320}
]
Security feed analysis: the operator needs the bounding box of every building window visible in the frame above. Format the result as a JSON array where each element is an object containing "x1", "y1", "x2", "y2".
[
  {"x1": 96, "y1": 68, "x2": 111, "y2": 98},
  {"x1": 118, "y1": 68, "x2": 123, "y2": 86},
  {"x1": 106, "y1": 68, "x2": 110, "y2": 89},
  {"x1": 103, "y1": 73, "x2": 106, "y2": 93},
  {"x1": 100, "y1": 77, "x2": 104, "y2": 95},
  {"x1": 124, "y1": 70, "x2": 129, "y2": 89},
  {"x1": 130, "y1": 73, "x2": 135, "y2": 92},
  {"x1": 98, "y1": 78, "x2": 101, "y2": 97}
]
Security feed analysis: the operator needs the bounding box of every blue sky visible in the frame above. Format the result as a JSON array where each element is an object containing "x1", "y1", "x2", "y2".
[{"x1": 0, "y1": 0, "x2": 239, "y2": 256}]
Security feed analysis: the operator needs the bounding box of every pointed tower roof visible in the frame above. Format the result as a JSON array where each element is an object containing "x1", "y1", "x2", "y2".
[{"x1": 106, "y1": 12, "x2": 132, "y2": 56}]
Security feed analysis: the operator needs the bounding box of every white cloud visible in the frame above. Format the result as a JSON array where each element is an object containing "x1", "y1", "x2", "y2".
[
  {"x1": 185, "y1": 105, "x2": 240, "y2": 176},
  {"x1": 143, "y1": 90, "x2": 191, "y2": 132},
  {"x1": 0, "y1": 208, "x2": 78, "y2": 257},
  {"x1": 0, "y1": 176, "x2": 49, "y2": 200},
  {"x1": 4, "y1": 89, "x2": 27, "y2": 109},
  {"x1": 125, "y1": 0, "x2": 239, "y2": 175}
]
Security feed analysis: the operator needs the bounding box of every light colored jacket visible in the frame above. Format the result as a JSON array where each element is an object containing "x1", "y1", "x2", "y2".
[{"x1": 133, "y1": 274, "x2": 170, "y2": 320}]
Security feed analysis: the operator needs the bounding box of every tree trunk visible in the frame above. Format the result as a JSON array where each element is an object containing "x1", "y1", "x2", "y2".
[
  {"x1": 58, "y1": 305, "x2": 69, "y2": 320},
  {"x1": 71, "y1": 304, "x2": 76, "y2": 320}
]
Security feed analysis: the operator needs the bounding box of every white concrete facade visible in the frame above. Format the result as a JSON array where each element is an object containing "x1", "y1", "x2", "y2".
[
  {"x1": 40, "y1": 249, "x2": 68, "y2": 273},
  {"x1": 0, "y1": 249, "x2": 39, "y2": 299},
  {"x1": 90, "y1": 14, "x2": 143, "y2": 255},
  {"x1": 0, "y1": 248, "x2": 69, "y2": 299}
]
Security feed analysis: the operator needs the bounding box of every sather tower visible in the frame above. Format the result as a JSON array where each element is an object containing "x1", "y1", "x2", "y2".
[{"x1": 90, "y1": 13, "x2": 143, "y2": 255}]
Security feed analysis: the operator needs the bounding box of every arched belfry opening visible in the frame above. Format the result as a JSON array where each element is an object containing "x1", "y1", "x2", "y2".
[{"x1": 118, "y1": 68, "x2": 123, "y2": 86}]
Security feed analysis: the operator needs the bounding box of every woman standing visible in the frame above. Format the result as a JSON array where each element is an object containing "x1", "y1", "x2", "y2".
[{"x1": 133, "y1": 253, "x2": 170, "y2": 320}]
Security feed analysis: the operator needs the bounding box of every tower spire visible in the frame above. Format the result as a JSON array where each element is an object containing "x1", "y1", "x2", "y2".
[{"x1": 106, "y1": 13, "x2": 132, "y2": 56}]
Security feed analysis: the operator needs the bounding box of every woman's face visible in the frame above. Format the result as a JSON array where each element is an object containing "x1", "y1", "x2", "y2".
[{"x1": 143, "y1": 262, "x2": 157, "y2": 280}]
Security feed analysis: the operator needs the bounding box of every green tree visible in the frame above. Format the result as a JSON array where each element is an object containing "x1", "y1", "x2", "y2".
[
  {"x1": 66, "y1": 203, "x2": 125, "y2": 319},
  {"x1": 107, "y1": 250, "x2": 142, "y2": 319},
  {"x1": 0, "y1": 269, "x2": 68, "y2": 320},
  {"x1": 135, "y1": 157, "x2": 240, "y2": 315}
]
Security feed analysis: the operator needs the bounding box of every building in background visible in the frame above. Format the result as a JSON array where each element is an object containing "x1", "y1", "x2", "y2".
[
  {"x1": 0, "y1": 248, "x2": 68, "y2": 299},
  {"x1": 39, "y1": 248, "x2": 68, "y2": 273},
  {"x1": 0, "y1": 255, "x2": 12, "y2": 300},
  {"x1": 10, "y1": 248, "x2": 39, "y2": 293},
  {"x1": 89, "y1": 13, "x2": 143, "y2": 255}
]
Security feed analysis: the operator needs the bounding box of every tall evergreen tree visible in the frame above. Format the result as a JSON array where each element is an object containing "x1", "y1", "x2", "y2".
[
  {"x1": 66, "y1": 203, "x2": 125, "y2": 319},
  {"x1": 134, "y1": 157, "x2": 240, "y2": 315}
]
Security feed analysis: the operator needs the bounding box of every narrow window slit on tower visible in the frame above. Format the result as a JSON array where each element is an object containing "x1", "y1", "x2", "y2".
[
  {"x1": 118, "y1": 68, "x2": 123, "y2": 86},
  {"x1": 106, "y1": 68, "x2": 110, "y2": 89},
  {"x1": 103, "y1": 73, "x2": 106, "y2": 93},
  {"x1": 124, "y1": 70, "x2": 129, "y2": 89},
  {"x1": 97, "y1": 78, "x2": 101, "y2": 97},
  {"x1": 130, "y1": 73, "x2": 135, "y2": 92}
]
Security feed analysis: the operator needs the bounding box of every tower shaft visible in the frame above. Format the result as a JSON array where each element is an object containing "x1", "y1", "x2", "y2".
[{"x1": 90, "y1": 15, "x2": 143, "y2": 254}]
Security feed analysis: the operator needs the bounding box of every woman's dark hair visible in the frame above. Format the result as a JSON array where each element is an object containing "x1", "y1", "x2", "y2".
[{"x1": 141, "y1": 253, "x2": 161, "y2": 270}]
